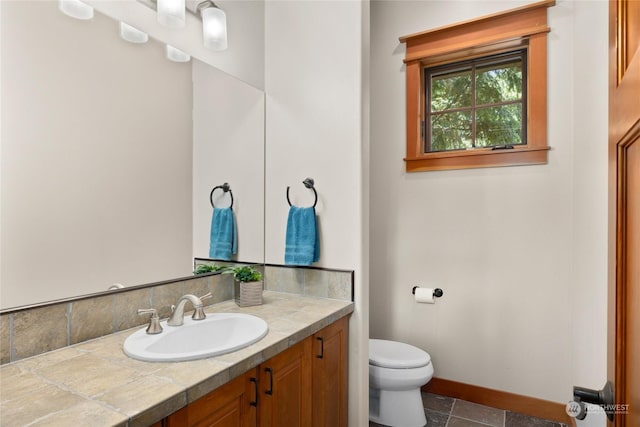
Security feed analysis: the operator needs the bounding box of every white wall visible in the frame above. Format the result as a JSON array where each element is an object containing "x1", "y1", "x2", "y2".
[
  {"x1": 192, "y1": 61, "x2": 265, "y2": 263},
  {"x1": 264, "y1": 1, "x2": 369, "y2": 424},
  {"x1": 370, "y1": 0, "x2": 608, "y2": 404},
  {"x1": 569, "y1": 0, "x2": 608, "y2": 396},
  {"x1": 1, "y1": 1, "x2": 193, "y2": 308}
]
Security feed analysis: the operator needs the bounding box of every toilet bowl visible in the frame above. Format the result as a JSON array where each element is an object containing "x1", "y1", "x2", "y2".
[{"x1": 369, "y1": 339, "x2": 434, "y2": 427}]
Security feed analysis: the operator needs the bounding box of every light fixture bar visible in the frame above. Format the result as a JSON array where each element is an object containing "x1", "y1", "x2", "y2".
[
  {"x1": 135, "y1": 0, "x2": 229, "y2": 52},
  {"x1": 136, "y1": 0, "x2": 216, "y2": 21}
]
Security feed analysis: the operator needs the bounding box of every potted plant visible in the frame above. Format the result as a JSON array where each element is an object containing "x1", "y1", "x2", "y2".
[
  {"x1": 193, "y1": 263, "x2": 227, "y2": 275},
  {"x1": 227, "y1": 266, "x2": 263, "y2": 307}
]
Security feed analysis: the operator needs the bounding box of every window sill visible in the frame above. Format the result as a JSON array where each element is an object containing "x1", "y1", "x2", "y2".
[{"x1": 404, "y1": 146, "x2": 550, "y2": 172}]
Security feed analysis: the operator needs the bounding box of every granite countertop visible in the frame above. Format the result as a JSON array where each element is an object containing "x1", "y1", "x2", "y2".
[{"x1": 0, "y1": 291, "x2": 354, "y2": 427}]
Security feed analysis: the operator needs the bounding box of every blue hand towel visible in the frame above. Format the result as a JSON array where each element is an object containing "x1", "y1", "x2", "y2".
[
  {"x1": 285, "y1": 206, "x2": 320, "y2": 266},
  {"x1": 209, "y1": 207, "x2": 237, "y2": 260}
]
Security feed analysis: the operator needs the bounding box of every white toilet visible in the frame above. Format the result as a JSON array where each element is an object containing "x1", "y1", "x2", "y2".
[{"x1": 369, "y1": 339, "x2": 434, "y2": 427}]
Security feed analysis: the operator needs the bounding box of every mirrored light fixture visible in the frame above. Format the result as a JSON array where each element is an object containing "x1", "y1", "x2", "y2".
[
  {"x1": 157, "y1": 0, "x2": 186, "y2": 28},
  {"x1": 166, "y1": 45, "x2": 191, "y2": 62},
  {"x1": 120, "y1": 22, "x2": 149, "y2": 44},
  {"x1": 198, "y1": 1, "x2": 227, "y2": 51},
  {"x1": 58, "y1": 0, "x2": 93, "y2": 20}
]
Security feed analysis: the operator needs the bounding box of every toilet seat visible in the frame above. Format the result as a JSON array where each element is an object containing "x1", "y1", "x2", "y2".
[{"x1": 369, "y1": 339, "x2": 431, "y2": 369}]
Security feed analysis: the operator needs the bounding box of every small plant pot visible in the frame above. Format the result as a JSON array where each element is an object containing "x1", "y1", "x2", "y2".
[{"x1": 234, "y1": 280, "x2": 263, "y2": 307}]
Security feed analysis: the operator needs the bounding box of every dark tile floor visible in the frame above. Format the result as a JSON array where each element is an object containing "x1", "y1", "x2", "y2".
[{"x1": 370, "y1": 392, "x2": 569, "y2": 427}]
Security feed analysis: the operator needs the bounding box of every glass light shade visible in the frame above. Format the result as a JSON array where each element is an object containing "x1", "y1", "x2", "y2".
[
  {"x1": 119, "y1": 22, "x2": 149, "y2": 44},
  {"x1": 166, "y1": 45, "x2": 191, "y2": 62},
  {"x1": 202, "y1": 6, "x2": 227, "y2": 51},
  {"x1": 157, "y1": 0, "x2": 186, "y2": 28},
  {"x1": 58, "y1": 0, "x2": 93, "y2": 20}
]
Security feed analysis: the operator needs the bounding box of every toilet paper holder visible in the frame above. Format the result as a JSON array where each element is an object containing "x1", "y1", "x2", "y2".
[
  {"x1": 572, "y1": 381, "x2": 615, "y2": 421},
  {"x1": 412, "y1": 286, "x2": 443, "y2": 298}
]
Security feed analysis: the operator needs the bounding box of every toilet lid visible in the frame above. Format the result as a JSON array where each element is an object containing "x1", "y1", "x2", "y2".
[{"x1": 369, "y1": 339, "x2": 431, "y2": 369}]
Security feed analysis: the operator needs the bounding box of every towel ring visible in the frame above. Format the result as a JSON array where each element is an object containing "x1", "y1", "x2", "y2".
[
  {"x1": 210, "y1": 183, "x2": 234, "y2": 209},
  {"x1": 287, "y1": 177, "x2": 317, "y2": 208}
]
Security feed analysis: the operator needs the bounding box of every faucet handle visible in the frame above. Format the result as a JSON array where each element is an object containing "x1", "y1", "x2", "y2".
[
  {"x1": 138, "y1": 308, "x2": 163, "y2": 334},
  {"x1": 192, "y1": 292, "x2": 211, "y2": 321},
  {"x1": 192, "y1": 307, "x2": 207, "y2": 321},
  {"x1": 199, "y1": 292, "x2": 212, "y2": 302}
]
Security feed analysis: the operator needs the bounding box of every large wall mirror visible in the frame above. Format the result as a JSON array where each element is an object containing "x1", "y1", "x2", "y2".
[{"x1": 0, "y1": 1, "x2": 265, "y2": 310}]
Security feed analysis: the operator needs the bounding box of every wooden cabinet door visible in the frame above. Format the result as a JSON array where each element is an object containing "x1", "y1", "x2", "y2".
[
  {"x1": 608, "y1": 1, "x2": 640, "y2": 425},
  {"x1": 259, "y1": 338, "x2": 312, "y2": 427},
  {"x1": 164, "y1": 369, "x2": 258, "y2": 427},
  {"x1": 312, "y1": 316, "x2": 349, "y2": 427}
]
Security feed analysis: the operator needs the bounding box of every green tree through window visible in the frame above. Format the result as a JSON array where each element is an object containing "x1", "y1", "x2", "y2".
[{"x1": 426, "y1": 50, "x2": 526, "y2": 152}]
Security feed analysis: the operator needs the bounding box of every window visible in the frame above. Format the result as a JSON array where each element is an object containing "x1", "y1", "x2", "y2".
[
  {"x1": 400, "y1": 0, "x2": 555, "y2": 172},
  {"x1": 427, "y1": 50, "x2": 526, "y2": 152}
]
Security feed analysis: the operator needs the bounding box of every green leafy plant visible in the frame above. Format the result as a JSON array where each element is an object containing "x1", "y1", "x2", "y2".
[
  {"x1": 228, "y1": 266, "x2": 263, "y2": 283},
  {"x1": 193, "y1": 264, "x2": 227, "y2": 275}
]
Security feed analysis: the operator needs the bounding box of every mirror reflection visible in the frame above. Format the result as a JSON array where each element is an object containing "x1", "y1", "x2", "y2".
[{"x1": 0, "y1": 1, "x2": 265, "y2": 310}]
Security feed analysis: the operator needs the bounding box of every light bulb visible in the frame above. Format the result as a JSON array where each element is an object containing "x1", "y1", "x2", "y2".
[
  {"x1": 157, "y1": 0, "x2": 185, "y2": 29},
  {"x1": 120, "y1": 22, "x2": 148, "y2": 44},
  {"x1": 166, "y1": 45, "x2": 191, "y2": 62},
  {"x1": 58, "y1": 0, "x2": 93, "y2": 20},
  {"x1": 202, "y1": 5, "x2": 227, "y2": 51}
]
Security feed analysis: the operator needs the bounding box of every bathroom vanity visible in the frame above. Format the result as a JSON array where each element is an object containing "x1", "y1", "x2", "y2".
[
  {"x1": 162, "y1": 315, "x2": 348, "y2": 426},
  {"x1": 0, "y1": 292, "x2": 352, "y2": 426}
]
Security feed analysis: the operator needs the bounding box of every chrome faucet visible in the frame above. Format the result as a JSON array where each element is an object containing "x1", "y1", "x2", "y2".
[{"x1": 167, "y1": 292, "x2": 212, "y2": 326}]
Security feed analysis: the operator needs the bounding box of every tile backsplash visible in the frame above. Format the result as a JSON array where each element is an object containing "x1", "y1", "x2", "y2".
[
  {"x1": 264, "y1": 265, "x2": 353, "y2": 301},
  {"x1": 0, "y1": 273, "x2": 233, "y2": 365},
  {"x1": 0, "y1": 264, "x2": 353, "y2": 365}
]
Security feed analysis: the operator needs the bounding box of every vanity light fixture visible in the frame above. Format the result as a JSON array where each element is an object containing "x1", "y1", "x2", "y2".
[
  {"x1": 58, "y1": 0, "x2": 93, "y2": 20},
  {"x1": 157, "y1": 0, "x2": 186, "y2": 28},
  {"x1": 166, "y1": 44, "x2": 191, "y2": 62},
  {"x1": 119, "y1": 22, "x2": 149, "y2": 44},
  {"x1": 198, "y1": 1, "x2": 227, "y2": 51},
  {"x1": 137, "y1": 0, "x2": 229, "y2": 52}
]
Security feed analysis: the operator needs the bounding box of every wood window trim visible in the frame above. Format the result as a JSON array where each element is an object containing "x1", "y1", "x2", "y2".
[{"x1": 400, "y1": 0, "x2": 555, "y2": 172}]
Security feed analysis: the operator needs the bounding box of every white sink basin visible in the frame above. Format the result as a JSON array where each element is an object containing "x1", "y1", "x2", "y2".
[{"x1": 123, "y1": 313, "x2": 268, "y2": 362}]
